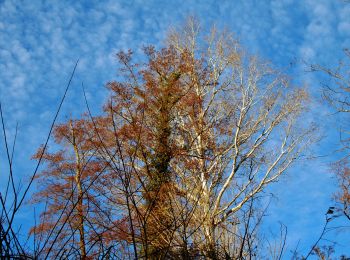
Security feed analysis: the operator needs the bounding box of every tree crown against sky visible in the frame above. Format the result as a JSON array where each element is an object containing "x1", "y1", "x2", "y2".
[{"x1": 21, "y1": 20, "x2": 318, "y2": 259}]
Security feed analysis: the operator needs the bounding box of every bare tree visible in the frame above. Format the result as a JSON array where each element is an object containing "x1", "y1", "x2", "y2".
[
  {"x1": 312, "y1": 49, "x2": 350, "y2": 218},
  {"x1": 310, "y1": 43, "x2": 350, "y2": 258},
  {"x1": 164, "y1": 19, "x2": 316, "y2": 258}
]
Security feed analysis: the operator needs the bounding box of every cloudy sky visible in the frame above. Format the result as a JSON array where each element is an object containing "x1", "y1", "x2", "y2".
[{"x1": 1, "y1": 0, "x2": 350, "y2": 257}]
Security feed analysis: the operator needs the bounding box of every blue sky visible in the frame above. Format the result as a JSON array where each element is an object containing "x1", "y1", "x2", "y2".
[{"x1": 1, "y1": 0, "x2": 350, "y2": 258}]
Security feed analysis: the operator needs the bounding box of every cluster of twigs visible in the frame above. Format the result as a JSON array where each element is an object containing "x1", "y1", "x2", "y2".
[{"x1": 0, "y1": 61, "x2": 79, "y2": 259}]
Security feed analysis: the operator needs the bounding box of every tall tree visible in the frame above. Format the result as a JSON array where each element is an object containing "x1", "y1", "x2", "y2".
[
  {"x1": 30, "y1": 119, "x2": 125, "y2": 259},
  {"x1": 31, "y1": 20, "x2": 316, "y2": 259},
  {"x1": 103, "y1": 45, "x2": 202, "y2": 258},
  {"x1": 99, "y1": 20, "x2": 315, "y2": 258}
]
